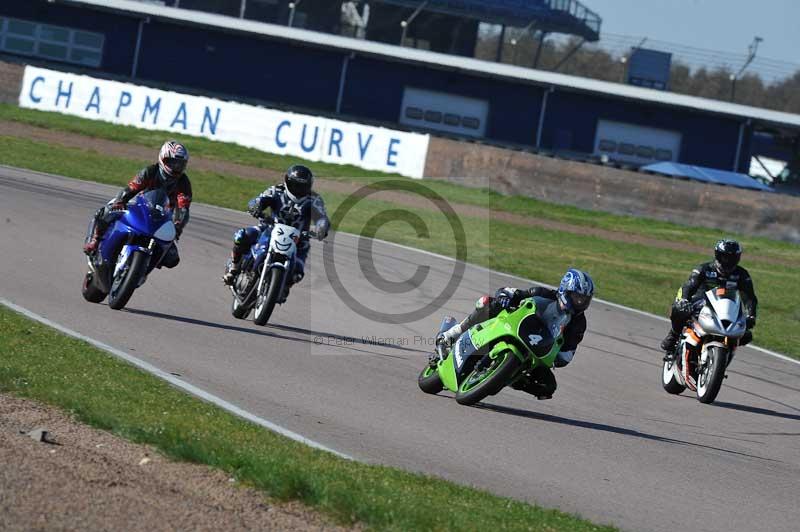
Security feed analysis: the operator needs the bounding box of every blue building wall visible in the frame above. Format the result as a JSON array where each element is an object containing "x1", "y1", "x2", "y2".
[
  {"x1": 0, "y1": 1, "x2": 761, "y2": 171},
  {"x1": 543, "y1": 91, "x2": 744, "y2": 169},
  {"x1": 0, "y1": 2, "x2": 140, "y2": 77},
  {"x1": 137, "y1": 21, "x2": 344, "y2": 112},
  {"x1": 343, "y1": 56, "x2": 544, "y2": 146}
]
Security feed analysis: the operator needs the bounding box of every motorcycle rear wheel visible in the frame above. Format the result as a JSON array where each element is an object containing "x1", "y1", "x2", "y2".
[
  {"x1": 253, "y1": 267, "x2": 284, "y2": 326},
  {"x1": 81, "y1": 271, "x2": 107, "y2": 303},
  {"x1": 108, "y1": 251, "x2": 148, "y2": 310},
  {"x1": 231, "y1": 291, "x2": 250, "y2": 319},
  {"x1": 455, "y1": 349, "x2": 521, "y2": 406},
  {"x1": 697, "y1": 346, "x2": 727, "y2": 404}
]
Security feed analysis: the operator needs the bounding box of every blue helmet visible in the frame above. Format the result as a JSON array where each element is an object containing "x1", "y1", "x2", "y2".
[{"x1": 557, "y1": 269, "x2": 594, "y2": 313}]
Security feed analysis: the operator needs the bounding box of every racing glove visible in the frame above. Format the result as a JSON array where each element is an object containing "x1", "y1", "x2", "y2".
[
  {"x1": 554, "y1": 350, "x2": 574, "y2": 368},
  {"x1": 247, "y1": 198, "x2": 263, "y2": 217},
  {"x1": 746, "y1": 316, "x2": 756, "y2": 329},
  {"x1": 495, "y1": 287, "x2": 519, "y2": 310},
  {"x1": 674, "y1": 298, "x2": 691, "y2": 314},
  {"x1": 315, "y1": 219, "x2": 330, "y2": 241}
]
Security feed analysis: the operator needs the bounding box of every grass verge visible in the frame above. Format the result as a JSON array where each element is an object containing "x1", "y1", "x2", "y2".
[
  {"x1": 1, "y1": 134, "x2": 797, "y2": 358},
  {"x1": 2, "y1": 103, "x2": 798, "y2": 263},
  {"x1": 0, "y1": 304, "x2": 614, "y2": 531}
]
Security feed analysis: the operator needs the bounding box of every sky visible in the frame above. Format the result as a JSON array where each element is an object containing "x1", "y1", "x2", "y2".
[{"x1": 584, "y1": 0, "x2": 799, "y2": 66}]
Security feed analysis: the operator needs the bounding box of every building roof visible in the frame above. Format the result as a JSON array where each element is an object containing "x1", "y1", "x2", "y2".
[
  {"x1": 63, "y1": 0, "x2": 800, "y2": 130},
  {"x1": 372, "y1": 0, "x2": 601, "y2": 41}
]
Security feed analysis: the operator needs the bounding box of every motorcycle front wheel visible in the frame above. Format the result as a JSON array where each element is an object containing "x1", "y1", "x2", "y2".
[
  {"x1": 108, "y1": 251, "x2": 148, "y2": 310},
  {"x1": 696, "y1": 346, "x2": 727, "y2": 404},
  {"x1": 253, "y1": 267, "x2": 284, "y2": 326},
  {"x1": 455, "y1": 349, "x2": 521, "y2": 406}
]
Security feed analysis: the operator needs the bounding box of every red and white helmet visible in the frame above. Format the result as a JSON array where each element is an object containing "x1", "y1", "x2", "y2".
[{"x1": 158, "y1": 140, "x2": 189, "y2": 178}]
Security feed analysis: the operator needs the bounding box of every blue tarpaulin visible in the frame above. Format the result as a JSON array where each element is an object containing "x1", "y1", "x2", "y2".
[{"x1": 641, "y1": 162, "x2": 774, "y2": 192}]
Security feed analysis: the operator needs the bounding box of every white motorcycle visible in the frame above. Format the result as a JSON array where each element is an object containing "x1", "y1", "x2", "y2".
[
  {"x1": 229, "y1": 222, "x2": 307, "y2": 326},
  {"x1": 661, "y1": 285, "x2": 747, "y2": 404}
]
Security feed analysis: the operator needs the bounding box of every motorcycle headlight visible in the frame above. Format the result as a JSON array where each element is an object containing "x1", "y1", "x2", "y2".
[
  {"x1": 698, "y1": 308, "x2": 718, "y2": 332},
  {"x1": 726, "y1": 318, "x2": 746, "y2": 337},
  {"x1": 154, "y1": 220, "x2": 176, "y2": 241}
]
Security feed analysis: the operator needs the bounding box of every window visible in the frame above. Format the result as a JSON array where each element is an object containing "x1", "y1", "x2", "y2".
[
  {"x1": 399, "y1": 87, "x2": 488, "y2": 138},
  {"x1": 618, "y1": 143, "x2": 636, "y2": 155},
  {"x1": 636, "y1": 146, "x2": 655, "y2": 159},
  {"x1": 461, "y1": 117, "x2": 481, "y2": 130},
  {"x1": 0, "y1": 17, "x2": 104, "y2": 68},
  {"x1": 443, "y1": 113, "x2": 460, "y2": 126},
  {"x1": 655, "y1": 149, "x2": 673, "y2": 161},
  {"x1": 405, "y1": 107, "x2": 424, "y2": 120},
  {"x1": 598, "y1": 139, "x2": 617, "y2": 152},
  {"x1": 423, "y1": 110, "x2": 442, "y2": 123}
]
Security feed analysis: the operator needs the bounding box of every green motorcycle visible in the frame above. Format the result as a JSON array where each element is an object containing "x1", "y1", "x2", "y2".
[{"x1": 418, "y1": 296, "x2": 570, "y2": 405}]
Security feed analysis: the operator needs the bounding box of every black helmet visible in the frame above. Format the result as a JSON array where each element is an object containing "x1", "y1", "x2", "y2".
[
  {"x1": 284, "y1": 164, "x2": 314, "y2": 201},
  {"x1": 714, "y1": 239, "x2": 742, "y2": 275}
]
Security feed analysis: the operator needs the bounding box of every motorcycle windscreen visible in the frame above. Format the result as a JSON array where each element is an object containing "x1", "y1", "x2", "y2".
[
  {"x1": 123, "y1": 190, "x2": 171, "y2": 235},
  {"x1": 451, "y1": 331, "x2": 480, "y2": 381}
]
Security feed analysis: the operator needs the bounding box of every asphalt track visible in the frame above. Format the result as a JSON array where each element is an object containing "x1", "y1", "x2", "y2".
[{"x1": 2, "y1": 166, "x2": 799, "y2": 532}]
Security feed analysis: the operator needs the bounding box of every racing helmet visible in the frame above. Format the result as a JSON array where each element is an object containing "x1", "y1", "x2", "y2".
[
  {"x1": 714, "y1": 239, "x2": 742, "y2": 275},
  {"x1": 283, "y1": 164, "x2": 314, "y2": 201},
  {"x1": 557, "y1": 268, "x2": 594, "y2": 313},
  {"x1": 158, "y1": 140, "x2": 189, "y2": 178}
]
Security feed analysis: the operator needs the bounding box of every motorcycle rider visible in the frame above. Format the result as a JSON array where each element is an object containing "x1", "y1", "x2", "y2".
[
  {"x1": 222, "y1": 164, "x2": 330, "y2": 293},
  {"x1": 437, "y1": 269, "x2": 594, "y2": 400},
  {"x1": 83, "y1": 140, "x2": 191, "y2": 270},
  {"x1": 660, "y1": 239, "x2": 758, "y2": 360}
]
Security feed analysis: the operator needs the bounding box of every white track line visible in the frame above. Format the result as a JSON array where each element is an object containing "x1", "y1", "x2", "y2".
[{"x1": 0, "y1": 298, "x2": 353, "y2": 460}]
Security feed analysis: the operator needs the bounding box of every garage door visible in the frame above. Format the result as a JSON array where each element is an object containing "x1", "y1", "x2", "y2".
[
  {"x1": 399, "y1": 87, "x2": 488, "y2": 138},
  {"x1": 594, "y1": 120, "x2": 682, "y2": 165}
]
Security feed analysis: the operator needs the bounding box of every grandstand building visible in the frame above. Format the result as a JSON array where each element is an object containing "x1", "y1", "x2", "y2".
[{"x1": 1, "y1": 0, "x2": 798, "y2": 177}]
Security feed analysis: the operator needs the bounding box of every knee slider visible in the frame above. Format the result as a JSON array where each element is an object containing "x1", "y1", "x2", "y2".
[{"x1": 475, "y1": 295, "x2": 491, "y2": 310}]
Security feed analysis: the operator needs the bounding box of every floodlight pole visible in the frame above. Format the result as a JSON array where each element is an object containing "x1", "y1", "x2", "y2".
[
  {"x1": 513, "y1": 20, "x2": 537, "y2": 66},
  {"x1": 730, "y1": 36, "x2": 763, "y2": 101},
  {"x1": 288, "y1": 0, "x2": 303, "y2": 27},
  {"x1": 532, "y1": 31, "x2": 548, "y2": 68},
  {"x1": 495, "y1": 25, "x2": 506, "y2": 62},
  {"x1": 553, "y1": 38, "x2": 585, "y2": 71},
  {"x1": 400, "y1": 1, "x2": 428, "y2": 46},
  {"x1": 239, "y1": 0, "x2": 247, "y2": 19}
]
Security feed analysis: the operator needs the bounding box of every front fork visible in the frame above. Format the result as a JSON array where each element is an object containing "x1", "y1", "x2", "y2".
[{"x1": 256, "y1": 253, "x2": 291, "y2": 298}]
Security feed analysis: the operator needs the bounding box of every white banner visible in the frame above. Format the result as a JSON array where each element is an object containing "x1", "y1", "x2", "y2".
[{"x1": 18, "y1": 66, "x2": 430, "y2": 178}]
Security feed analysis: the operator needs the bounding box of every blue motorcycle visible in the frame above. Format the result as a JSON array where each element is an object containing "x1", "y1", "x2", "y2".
[
  {"x1": 81, "y1": 189, "x2": 178, "y2": 310},
  {"x1": 229, "y1": 218, "x2": 307, "y2": 325}
]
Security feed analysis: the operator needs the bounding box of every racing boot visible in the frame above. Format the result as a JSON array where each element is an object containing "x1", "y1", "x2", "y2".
[
  {"x1": 83, "y1": 226, "x2": 103, "y2": 255},
  {"x1": 512, "y1": 369, "x2": 556, "y2": 400},
  {"x1": 222, "y1": 255, "x2": 242, "y2": 285},
  {"x1": 436, "y1": 323, "x2": 462, "y2": 348},
  {"x1": 661, "y1": 329, "x2": 680, "y2": 361},
  {"x1": 279, "y1": 271, "x2": 303, "y2": 303}
]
